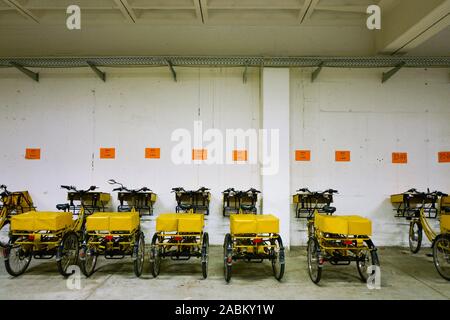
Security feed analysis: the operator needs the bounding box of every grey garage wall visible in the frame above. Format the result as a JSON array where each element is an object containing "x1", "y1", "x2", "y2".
[{"x1": 289, "y1": 68, "x2": 450, "y2": 246}]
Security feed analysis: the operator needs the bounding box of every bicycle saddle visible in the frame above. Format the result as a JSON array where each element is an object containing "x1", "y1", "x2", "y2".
[
  {"x1": 322, "y1": 205, "x2": 336, "y2": 214},
  {"x1": 56, "y1": 203, "x2": 70, "y2": 211}
]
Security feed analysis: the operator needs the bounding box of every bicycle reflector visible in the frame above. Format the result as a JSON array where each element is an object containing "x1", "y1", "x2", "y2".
[
  {"x1": 173, "y1": 236, "x2": 183, "y2": 241},
  {"x1": 252, "y1": 238, "x2": 263, "y2": 244},
  {"x1": 28, "y1": 235, "x2": 35, "y2": 241},
  {"x1": 343, "y1": 240, "x2": 353, "y2": 245},
  {"x1": 105, "y1": 235, "x2": 113, "y2": 241}
]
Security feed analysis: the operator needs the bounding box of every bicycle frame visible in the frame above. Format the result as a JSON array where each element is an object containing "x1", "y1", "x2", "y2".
[{"x1": 415, "y1": 200, "x2": 438, "y2": 243}]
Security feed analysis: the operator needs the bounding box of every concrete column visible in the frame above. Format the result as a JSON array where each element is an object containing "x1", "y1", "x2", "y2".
[{"x1": 261, "y1": 68, "x2": 291, "y2": 248}]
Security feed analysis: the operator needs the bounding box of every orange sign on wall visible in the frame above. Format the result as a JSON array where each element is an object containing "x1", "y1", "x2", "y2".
[
  {"x1": 100, "y1": 148, "x2": 115, "y2": 159},
  {"x1": 145, "y1": 148, "x2": 160, "y2": 159},
  {"x1": 25, "y1": 148, "x2": 40, "y2": 160},
  {"x1": 392, "y1": 152, "x2": 408, "y2": 164},
  {"x1": 438, "y1": 151, "x2": 450, "y2": 163},
  {"x1": 192, "y1": 149, "x2": 207, "y2": 160},
  {"x1": 295, "y1": 150, "x2": 311, "y2": 161},
  {"x1": 335, "y1": 150, "x2": 351, "y2": 162},
  {"x1": 233, "y1": 150, "x2": 248, "y2": 162}
]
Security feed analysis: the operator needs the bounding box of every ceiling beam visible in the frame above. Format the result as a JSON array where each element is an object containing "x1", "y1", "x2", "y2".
[
  {"x1": 299, "y1": 0, "x2": 320, "y2": 24},
  {"x1": 207, "y1": 5, "x2": 302, "y2": 10},
  {"x1": 3, "y1": 0, "x2": 39, "y2": 23},
  {"x1": 114, "y1": 0, "x2": 137, "y2": 23},
  {"x1": 376, "y1": 0, "x2": 450, "y2": 54}
]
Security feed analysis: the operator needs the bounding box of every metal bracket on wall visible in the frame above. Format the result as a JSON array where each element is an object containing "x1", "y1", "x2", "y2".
[
  {"x1": 10, "y1": 61, "x2": 39, "y2": 82},
  {"x1": 311, "y1": 62, "x2": 324, "y2": 82},
  {"x1": 87, "y1": 61, "x2": 106, "y2": 82},
  {"x1": 382, "y1": 61, "x2": 406, "y2": 83},
  {"x1": 243, "y1": 63, "x2": 248, "y2": 84},
  {"x1": 167, "y1": 60, "x2": 177, "y2": 82}
]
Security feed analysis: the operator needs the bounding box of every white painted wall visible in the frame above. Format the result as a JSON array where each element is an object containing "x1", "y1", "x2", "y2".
[
  {"x1": 0, "y1": 67, "x2": 261, "y2": 245},
  {"x1": 290, "y1": 68, "x2": 450, "y2": 246}
]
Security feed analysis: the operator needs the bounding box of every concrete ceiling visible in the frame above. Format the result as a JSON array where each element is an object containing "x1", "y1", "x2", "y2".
[
  {"x1": 0, "y1": 0, "x2": 379, "y2": 26},
  {"x1": 0, "y1": 0, "x2": 448, "y2": 57}
]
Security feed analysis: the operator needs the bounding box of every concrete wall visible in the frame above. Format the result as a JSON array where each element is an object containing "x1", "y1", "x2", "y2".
[
  {"x1": 0, "y1": 67, "x2": 261, "y2": 245},
  {"x1": 290, "y1": 68, "x2": 450, "y2": 246}
]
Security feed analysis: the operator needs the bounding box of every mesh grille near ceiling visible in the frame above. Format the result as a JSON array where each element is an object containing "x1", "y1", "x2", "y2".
[{"x1": 1, "y1": 56, "x2": 450, "y2": 68}]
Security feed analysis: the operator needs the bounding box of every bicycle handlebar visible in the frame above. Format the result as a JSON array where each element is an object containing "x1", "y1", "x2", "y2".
[{"x1": 61, "y1": 185, "x2": 98, "y2": 193}]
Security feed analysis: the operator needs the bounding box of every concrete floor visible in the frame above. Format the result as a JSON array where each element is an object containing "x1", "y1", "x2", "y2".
[{"x1": 0, "y1": 246, "x2": 448, "y2": 300}]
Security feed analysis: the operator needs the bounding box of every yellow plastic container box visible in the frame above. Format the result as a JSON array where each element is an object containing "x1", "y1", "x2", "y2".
[
  {"x1": 156, "y1": 213, "x2": 179, "y2": 232},
  {"x1": 87, "y1": 212, "x2": 140, "y2": 232},
  {"x1": 11, "y1": 211, "x2": 73, "y2": 231},
  {"x1": 256, "y1": 215, "x2": 279, "y2": 234},
  {"x1": 230, "y1": 214, "x2": 257, "y2": 234},
  {"x1": 315, "y1": 214, "x2": 372, "y2": 236},
  {"x1": 178, "y1": 214, "x2": 204, "y2": 233}
]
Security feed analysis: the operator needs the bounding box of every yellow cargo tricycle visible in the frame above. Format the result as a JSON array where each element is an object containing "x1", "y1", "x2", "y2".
[
  {"x1": 3, "y1": 185, "x2": 96, "y2": 277},
  {"x1": 78, "y1": 180, "x2": 147, "y2": 277},
  {"x1": 223, "y1": 214, "x2": 285, "y2": 282},
  {"x1": 150, "y1": 213, "x2": 208, "y2": 278},
  {"x1": 305, "y1": 189, "x2": 379, "y2": 284}
]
